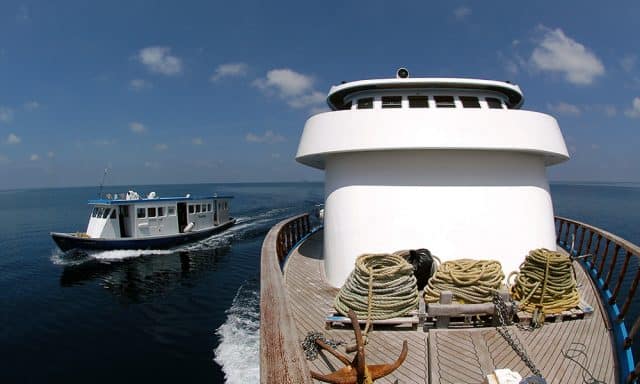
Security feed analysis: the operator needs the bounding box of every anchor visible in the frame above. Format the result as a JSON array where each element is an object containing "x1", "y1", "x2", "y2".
[{"x1": 310, "y1": 310, "x2": 408, "y2": 384}]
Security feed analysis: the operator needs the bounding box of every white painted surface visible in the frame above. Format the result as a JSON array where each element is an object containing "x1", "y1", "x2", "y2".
[
  {"x1": 296, "y1": 109, "x2": 569, "y2": 168},
  {"x1": 322, "y1": 151, "x2": 557, "y2": 287}
]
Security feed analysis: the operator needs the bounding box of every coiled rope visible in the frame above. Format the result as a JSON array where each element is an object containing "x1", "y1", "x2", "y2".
[
  {"x1": 334, "y1": 253, "x2": 419, "y2": 320},
  {"x1": 424, "y1": 259, "x2": 505, "y2": 303},
  {"x1": 510, "y1": 248, "x2": 579, "y2": 314}
]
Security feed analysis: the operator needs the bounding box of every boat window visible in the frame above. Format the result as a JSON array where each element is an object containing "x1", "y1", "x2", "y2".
[
  {"x1": 381, "y1": 96, "x2": 402, "y2": 109},
  {"x1": 148, "y1": 207, "x2": 156, "y2": 218},
  {"x1": 434, "y1": 96, "x2": 455, "y2": 108},
  {"x1": 459, "y1": 96, "x2": 481, "y2": 108},
  {"x1": 202, "y1": 204, "x2": 207, "y2": 212},
  {"x1": 338, "y1": 101, "x2": 352, "y2": 111},
  {"x1": 102, "y1": 208, "x2": 111, "y2": 219},
  {"x1": 110, "y1": 209, "x2": 116, "y2": 219},
  {"x1": 486, "y1": 97, "x2": 503, "y2": 109},
  {"x1": 207, "y1": 203, "x2": 211, "y2": 212},
  {"x1": 189, "y1": 205, "x2": 194, "y2": 214},
  {"x1": 225, "y1": 202, "x2": 228, "y2": 210},
  {"x1": 137, "y1": 208, "x2": 146, "y2": 218},
  {"x1": 408, "y1": 96, "x2": 428, "y2": 108},
  {"x1": 97, "y1": 207, "x2": 105, "y2": 218},
  {"x1": 157, "y1": 207, "x2": 164, "y2": 217},
  {"x1": 196, "y1": 205, "x2": 201, "y2": 213},
  {"x1": 92, "y1": 207, "x2": 99, "y2": 218},
  {"x1": 357, "y1": 97, "x2": 373, "y2": 109},
  {"x1": 168, "y1": 207, "x2": 175, "y2": 216}
]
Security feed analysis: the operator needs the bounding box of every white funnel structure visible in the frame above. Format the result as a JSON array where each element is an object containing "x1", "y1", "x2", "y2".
[{"x1": 296, "y1": 73, "x2": 569, "y2": 287}]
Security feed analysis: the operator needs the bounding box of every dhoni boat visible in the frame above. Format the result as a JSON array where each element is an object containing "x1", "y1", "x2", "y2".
[
  {"x1": 51, "y1": 190, "x2": 235, "y2": 251},
  {"x1": 260, "y1": 69, "x2": 640, "y2": 383}
]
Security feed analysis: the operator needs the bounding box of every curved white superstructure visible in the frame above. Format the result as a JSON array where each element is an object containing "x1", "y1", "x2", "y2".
[{"x1": 296, "y1": 72, "x2": 569, "y2": 287}]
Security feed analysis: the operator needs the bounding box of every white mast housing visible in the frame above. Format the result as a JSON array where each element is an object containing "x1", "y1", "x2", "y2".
[{"x1": 296, "y1": 72, "x2": 569, "y2": 287}]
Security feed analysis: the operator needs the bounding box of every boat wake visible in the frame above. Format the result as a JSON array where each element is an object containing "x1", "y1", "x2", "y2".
[
  {"x1": 214, "y1": 279, "x2": 260, "y2": 384},
  {"x1": 50, "y1": 248, "x2": 174, "y2": 265}
]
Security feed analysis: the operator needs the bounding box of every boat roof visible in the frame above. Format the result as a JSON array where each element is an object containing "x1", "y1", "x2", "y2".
[
  {"x1": 88, "y1": 195, "x2": 234, "y2": 205},
  {"x1": 327, "y1": 77, "x2": 524, "y2": 110}
]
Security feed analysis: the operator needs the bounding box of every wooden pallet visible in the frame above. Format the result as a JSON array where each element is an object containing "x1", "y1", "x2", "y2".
[
  {"x1": 515, "y1": 300, "x2": 594, "y2": 326},
  {"x1": 325, "y1": 310, "x2": 420, "y2": 330}
]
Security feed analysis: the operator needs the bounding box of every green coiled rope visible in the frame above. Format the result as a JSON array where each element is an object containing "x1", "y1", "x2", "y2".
[
  {"x1": 423, "y1": 259, "x2": 505, "y2": 304},
  {"x1": 510, "y1": 248, "x2": 580, "y2": 314},
  {"x1": 334, "y1": 253, "x2": 419, "y2": 320}
]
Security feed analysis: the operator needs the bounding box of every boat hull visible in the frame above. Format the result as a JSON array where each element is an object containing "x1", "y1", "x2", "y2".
[{"x1": 51, "y1": 219, "x2": 236, "y2": 252}]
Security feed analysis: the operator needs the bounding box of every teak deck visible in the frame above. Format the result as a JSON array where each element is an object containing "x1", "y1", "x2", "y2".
[{"x1": 283, "y1": 230, "x2": 616, "y2": 383}]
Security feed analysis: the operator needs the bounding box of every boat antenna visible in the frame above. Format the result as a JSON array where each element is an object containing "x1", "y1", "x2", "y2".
[{"x1": 97, "y1": 167, "x2": 110, "y2": 198}]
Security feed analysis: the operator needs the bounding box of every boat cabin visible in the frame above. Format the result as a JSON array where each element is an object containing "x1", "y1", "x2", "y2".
[{"x1": 85, "y1": 192, "x2": 232, "y2": 239}]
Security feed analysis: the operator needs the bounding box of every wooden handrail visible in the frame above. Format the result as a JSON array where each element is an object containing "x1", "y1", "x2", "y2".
[
  {"x1": 260, "y1": 213, "x2": 313, "y2": 384},
  {"x1": 555, "y1": 216, "x2": 640, "y2": 383}
]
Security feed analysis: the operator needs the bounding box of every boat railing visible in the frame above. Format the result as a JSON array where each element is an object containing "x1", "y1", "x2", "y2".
[
  {"x1": 260, "y1": 213, "x2": 313, "y2": 384},
  {"x1": 555, "y1": 216, "x2": 640, "y2": 383}
]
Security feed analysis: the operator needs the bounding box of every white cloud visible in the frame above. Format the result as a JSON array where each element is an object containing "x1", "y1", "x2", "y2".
[
  {"x1": 129, "y1": 122, "x2": 147, "y2": 133},
  {"x1": 288, "y1": 91, "x2": 325, "y2": 109},
  {"x1": 24, "y1": 101, "x2": 40, "y2": 111},
  {"x1": 624, "y1": 97, "x2": 640, "y2": 118},
  {"x1": 591, "y1": 144, "x2": 600, "y2": 150},
  {"x1": 0, "y1": 106, "x2": 13, "y2": 123},
  {"x1": 547, "y1": 102, "x2": 581, "y2": 116},
  {"x1": 129, "y1": 79, "x2": 152, "y2": 91},
  {"x1": 0, "y1": 154, "x2": 9, "y2": 165},
  {"x1": 254, "y1": 68, "x2": 326, "y2": 111},
  {"x1": 144, "y1": 161, "x2": 160, "y2": 168},
  {"x1": 530, "y1": 26, "x2": 604, "y2": 85},
  {"x1": 621, "y1": 55, "x2": 636, "y2": 73},
  {"x1": 47, "y1": 151, "x2": 55, "y2": 158},
  {"x1": 30, "y1": 154, "x2": 39, "y2": 161},
  {"x1": 154, "y1": 143, "x2": 168, "y2": 151},
  {"x1": 7, "y1": 133, "x2": 21, "y2": 144},
  {"x1": 254, "y1": 68, "x2": 314, "y2": 96},
  {"x1": 453, "y1": 6, "x2": 471, "y2": 20},
  {"x1": 271, "y1": 153, "x2": 281, "y2": 159},
  {"x1": 210, "y1": 62, "x2": 248, "y2": 82},
  {"x1": 245, "y1": 130, "x2": 285, "y2": 144},
  {"x1": 192, "y1": 137, "x2": 204, "y2": 145},
  {"x1": 136, "y1": 46, "x2": 182, "y2": 76}
]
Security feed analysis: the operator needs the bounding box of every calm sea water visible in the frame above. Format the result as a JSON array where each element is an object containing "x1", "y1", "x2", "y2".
[{"x1": 0, "y1": 182, "x2": 638, "y2": 383}]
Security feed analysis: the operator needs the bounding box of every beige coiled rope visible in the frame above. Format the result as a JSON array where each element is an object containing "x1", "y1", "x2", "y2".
[
  {"x1": 510, "y1": 248, "x2": 580, "y2": 314},
  {"x1": 424, "y1": 259, "x2": 505, "y2": 303},
  {"x1": 334, "y1": 253, "x2": 419, "y2": 320}
]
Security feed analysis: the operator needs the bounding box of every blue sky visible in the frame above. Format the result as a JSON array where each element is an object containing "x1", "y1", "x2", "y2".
[{"x1": 0, "y1": 1, "x2": 638, "y2": 189}]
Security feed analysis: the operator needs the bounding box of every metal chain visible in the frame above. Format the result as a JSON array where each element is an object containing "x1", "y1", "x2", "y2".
[
  {"x1": 493, "y1": 293, "x2": 544, "y2": 379},
  {"x1": 301, "y1": 331, "x2": 344, "y2": 361}
]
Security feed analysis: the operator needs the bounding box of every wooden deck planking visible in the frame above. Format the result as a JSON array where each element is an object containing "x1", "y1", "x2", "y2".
[{"x1": 283, "y1": 230, "x2": 616, "y2": 383}]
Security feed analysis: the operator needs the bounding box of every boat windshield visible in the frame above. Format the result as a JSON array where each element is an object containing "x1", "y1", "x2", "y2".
[{"x1": 102, "y1": 208, "x2": 111, "y2": 219}]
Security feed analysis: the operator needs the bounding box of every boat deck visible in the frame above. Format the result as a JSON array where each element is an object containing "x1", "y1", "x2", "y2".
[{"x1": 283, "y1": 230, "x2": 616, "y2": 383}]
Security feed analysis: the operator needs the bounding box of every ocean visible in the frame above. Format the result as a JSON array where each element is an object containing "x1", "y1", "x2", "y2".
[{"x1": 0, "y1": 182, "x2": 638, "y2": 383}]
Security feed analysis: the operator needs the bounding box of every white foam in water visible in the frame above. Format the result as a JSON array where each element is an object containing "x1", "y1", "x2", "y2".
[
  {"x1": 89, "y1": 249, "x2": 174, "y2": 260},
  {"x1": 214, "y1": 283, "x2": 260, "y2": 384},
  {"x1": 50, "y1": 248, "x2": 87, "y2": 266}
]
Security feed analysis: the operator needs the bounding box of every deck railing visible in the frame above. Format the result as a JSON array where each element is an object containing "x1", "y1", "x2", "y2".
[
  {"x1": 260, "y1": 213, "x2": 313, "y2": 384},
  {"x1": 555, "y1": 216, "x2": 640, "y2": 383}
]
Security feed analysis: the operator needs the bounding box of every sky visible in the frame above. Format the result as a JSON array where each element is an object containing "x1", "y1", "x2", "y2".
[{"x1": 0, "y1": 1, "x2": 639, "y2": 189}]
